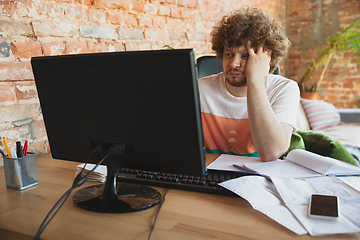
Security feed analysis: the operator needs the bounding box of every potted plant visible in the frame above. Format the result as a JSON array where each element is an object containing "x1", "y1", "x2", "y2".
[{"x1": 298, "y1": 19, "x2": 360, "y2": 100}]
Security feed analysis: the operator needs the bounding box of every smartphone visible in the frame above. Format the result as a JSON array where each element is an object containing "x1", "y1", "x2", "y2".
[{"x1": 308, "y1": 194, "x2": 339, "y2": 220}]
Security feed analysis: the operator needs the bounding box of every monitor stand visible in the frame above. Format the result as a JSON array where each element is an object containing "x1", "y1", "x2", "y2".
[{"x1": 72, "y1": 161, "x2": 161, "y2": 213}]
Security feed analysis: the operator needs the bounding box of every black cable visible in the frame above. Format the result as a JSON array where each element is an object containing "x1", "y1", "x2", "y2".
[
  {"x1": 34, "y1": 145, "x2": 118, "y2": 240},
  {"x1": 147, "y1": 188, "x2": 171, "y2": 240}
]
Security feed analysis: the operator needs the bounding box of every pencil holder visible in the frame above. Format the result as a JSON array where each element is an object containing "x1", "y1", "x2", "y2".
[{"x1": 3, "y1": 153, "x2": 38, "y2": 190}]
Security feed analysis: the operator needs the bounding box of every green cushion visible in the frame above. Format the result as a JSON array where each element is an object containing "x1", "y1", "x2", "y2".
[
  {"x1": 286, "y1": 130, "x2": 358, "y2": 166},
  {"x1": 285, "y1": 131, "x2": 305, "y2": 155}
]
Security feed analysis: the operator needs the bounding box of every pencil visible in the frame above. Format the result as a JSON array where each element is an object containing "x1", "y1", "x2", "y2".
[{"x1": 3, "y1": 137, "x2": 11, "y2": 158}]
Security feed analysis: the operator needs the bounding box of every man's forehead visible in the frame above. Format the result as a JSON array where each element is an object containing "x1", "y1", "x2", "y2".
[{"x1": 224, "y1": 45, "x2": 247, "y2": 52}]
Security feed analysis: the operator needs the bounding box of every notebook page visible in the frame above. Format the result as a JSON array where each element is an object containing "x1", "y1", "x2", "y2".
[
  {"x1": 244, "y1": 160, "x2": 320, "y2": 179},
  {"x1": 286, "y1": 149, "x2": 332, "y2": 175},
  {"x1": 326, "y1": 160, "x2": 360, "y2": 175},
  {"x1": 288, "y1": 149, "x2": 360, "y2": 175}
]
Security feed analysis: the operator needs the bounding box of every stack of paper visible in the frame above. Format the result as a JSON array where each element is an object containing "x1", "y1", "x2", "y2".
[
  {"x1": 76, "y1": 163, "x2": 107, "y2": 182},
  {"x1": 209, "y1": 153, "x2": 360, "y2": 236}
]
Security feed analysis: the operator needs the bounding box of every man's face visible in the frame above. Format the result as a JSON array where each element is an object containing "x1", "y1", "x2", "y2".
[{"x1": 222, "y1": 45, "x2": 248, "y2": 88}]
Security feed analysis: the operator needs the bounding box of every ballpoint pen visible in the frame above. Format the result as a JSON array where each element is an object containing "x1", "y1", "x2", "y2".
[
  {"x1": 0, "y1": 149, "x2": 5, "y2": 157},
  {"x1": 16, "y1": 141, "x2": 24, "y2": 158},
  {"x1": 232, "y1": 164, "x2": 262, "y2": 175},
  {"x1": 23, "y1": 140, "x2": 28, "y2": 156},
  {"x1": 3, "y1": 137, "x2": 11, "y2": 158}
]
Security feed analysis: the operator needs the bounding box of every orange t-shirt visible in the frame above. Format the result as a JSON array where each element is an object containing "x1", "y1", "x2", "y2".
[{"x1": 199, "y1": 72, "x2": 299, "y2": 156}]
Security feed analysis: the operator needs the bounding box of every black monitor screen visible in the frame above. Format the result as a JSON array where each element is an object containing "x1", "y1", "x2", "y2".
[{"x1": 31, "y1": 49, "x2": 206, "y2": 213}]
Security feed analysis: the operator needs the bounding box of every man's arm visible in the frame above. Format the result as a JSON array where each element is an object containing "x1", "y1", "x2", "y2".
[{"x1": 245, "y1": 42, "x2": 294, "y2": 161}]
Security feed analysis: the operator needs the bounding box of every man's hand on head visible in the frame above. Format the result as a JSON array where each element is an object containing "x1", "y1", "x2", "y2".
[{"x1": 245, "y1": 41, "x2": 272, "y2": 86}]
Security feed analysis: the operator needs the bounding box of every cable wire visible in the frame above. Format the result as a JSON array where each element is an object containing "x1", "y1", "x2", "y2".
[
  {"x1": 34, "y1": 146, "x2": 116, "y2": 240},
  {"x1": 147, "y1": 188, "x2": 171, "y2": 240}
]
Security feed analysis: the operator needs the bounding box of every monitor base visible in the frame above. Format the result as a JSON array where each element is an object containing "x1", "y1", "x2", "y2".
[{"x1": 73, "y1": 183, "x2": 161, "y2": 213}]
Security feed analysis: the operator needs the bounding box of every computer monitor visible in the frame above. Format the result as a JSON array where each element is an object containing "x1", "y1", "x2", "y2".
[{"x1": 31, "y1": 49, "x2": 206, "y2": 213}]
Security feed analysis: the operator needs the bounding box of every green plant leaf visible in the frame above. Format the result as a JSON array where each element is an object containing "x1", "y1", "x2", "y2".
[{"x1": 163, "y1": 45, "x2": 174, "y2": 49}]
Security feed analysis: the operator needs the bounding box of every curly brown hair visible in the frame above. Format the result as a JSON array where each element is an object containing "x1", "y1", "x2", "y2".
[{"x1": 211, "y1": 7, "x2": 291, "y2": 73}]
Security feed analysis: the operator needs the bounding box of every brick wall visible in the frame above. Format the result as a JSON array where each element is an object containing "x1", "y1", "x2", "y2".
[
  {"x1": 2, "y1": 0, "x2": 357, "y2": 156},
  {"x1": 0, "y1": 0, "x2": 282, "y2": 155},
  {"x1": 286, "y1": 0, "x2": 360, "y2": 108}
]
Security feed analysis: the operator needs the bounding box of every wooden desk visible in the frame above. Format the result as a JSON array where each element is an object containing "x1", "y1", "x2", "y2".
[{"x1": 0, "y1": 154, "x2": 358, "y2": 240}]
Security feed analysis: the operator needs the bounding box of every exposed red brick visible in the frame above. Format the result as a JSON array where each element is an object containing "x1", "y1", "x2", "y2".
[
  {"x1": 11, "y1": 42, "x2": 42, "y2": 58},
  {"x1": 138, "y1": 15, "x2": 152, "y2": 27},
  {"x1": 109, "y1": 42, "x2": 125, "y2": 51},
  {"x1": 15, "y1": 82, "x2": 38, "y2": 100},
  {"x1": 170, "y1": 7, "x2": 181, "y2": 18},
  {"x1": 88, "y1": 41, "x2": 108, "y2": 53},
  {"x1": 144, "y1": 3, "x2": 158, "y2": 15},
  {"x1": 1, "y1": 0, "x2": 33, "y2": 18},
  {"x1": 181, "y1": 9, "x2": 191, "y2": 19},
  {"x1": 32, "y1": 120, "x2": 47, "y2": 139},
  {"x1": 0, "y1": 87, "x2": 15, "y2": 102},
  {"x1": 145, "y1": 30, "x2": 169, "y2": 42},
  {"x1": 78, "y1": 0, "x2": 92, "y2": 6},
  {"x1": 177, "y1": 0, "x2": 186, "y2": 7},
  {"x1": 107, "y1": 10, "x2": 124, "y2": 25},
  {"x1": 201, "y1": 11, "x2": 211, "y2": 21},
  {"x1": 0, "y1": 61, "x2": 33, "y2": 81},
  {"x1": 153, "y1": 17, "x2": 166, "y2": 29},
  {"x1": 343, "y1": 82, "x2": 354, "y2": 89},
  {"x1": 187, "y1": 0, "x2": 196, "y2": 8},
  {"x1": 92, "y1": 0, "x2": 129, "y2": 10},
  {"x1": 130, "y1": 0, "x2": 144, "y2": 13},
  {"x1": 167, "y1": 18, "x2": 184, "y2": 30},
  {"x1": 124, "y1": 13, "x2": 138, "y2": 27},
  {"x1": 65, "y1": 42, "x2": 88, "y2": 54},
  {"x1": 184, "y1": 20, "x2": 195, "y2": 31},
  {"x1": 327, "y1": 95, "x2": 338, "y2": 101},
  {"x1": 43, "y1": 42, "x2": 65, "y2": 56}
]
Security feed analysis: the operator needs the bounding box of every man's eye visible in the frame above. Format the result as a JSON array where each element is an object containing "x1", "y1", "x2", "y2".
[
  {"x1": 225, "y1": 53, "x2": 233, "y2": 57},
  {"x1": 242, "y1": 54, "x2": 249, "y2": 58}
]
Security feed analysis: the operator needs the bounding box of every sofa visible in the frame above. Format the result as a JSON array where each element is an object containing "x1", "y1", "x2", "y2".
[{"x1": 296, "y1": 98, "x2": 360, "y2": 166}]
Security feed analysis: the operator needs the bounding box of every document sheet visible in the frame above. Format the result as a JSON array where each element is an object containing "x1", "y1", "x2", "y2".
[{"x1": 220, "y1": 175, "x2": 360, "y2": 236}]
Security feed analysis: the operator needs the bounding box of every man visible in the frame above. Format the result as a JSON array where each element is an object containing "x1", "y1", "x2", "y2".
[{"x1": 199, "y1": 7, "x2": 300, "y2": 162}]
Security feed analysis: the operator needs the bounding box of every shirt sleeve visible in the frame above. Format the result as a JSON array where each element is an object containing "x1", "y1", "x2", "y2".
[{"x1": 267, "y1": 75, "x2": 300, "y2": 132}]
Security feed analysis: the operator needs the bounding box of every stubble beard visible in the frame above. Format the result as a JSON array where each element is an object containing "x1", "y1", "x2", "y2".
[{"x1": 225, "y1": 74, "x2": 247, "y2": 88}]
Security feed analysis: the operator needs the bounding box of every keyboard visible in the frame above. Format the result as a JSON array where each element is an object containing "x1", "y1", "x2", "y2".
[{"x1": 117, "y1": 168, "x2": 259, "y2": 196}]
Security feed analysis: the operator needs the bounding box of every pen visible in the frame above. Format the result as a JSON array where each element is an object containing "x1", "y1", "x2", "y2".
[
  {"x1": 0, "y1": 149, "x2": 5, "y2": 157},
  {"x1": 10, "y1": 147, "x2": 17, "y2": 159},
  {"x1": 16, "y1": 141, "x2": 24, "y2": 158},
  {"x1": 3, "y1": 137, "x2": 11, "y2": 158},
  {"x1": 232, "y1": 164, "x2": 262, "y2": 175},
  {"x1": 23, "y1": 140, "x2": 28, "y2": 156}
]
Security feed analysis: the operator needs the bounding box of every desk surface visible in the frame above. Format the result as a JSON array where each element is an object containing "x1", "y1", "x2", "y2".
[{"x1": 0, "y1": 154, "x2": 359, "y2": 240}]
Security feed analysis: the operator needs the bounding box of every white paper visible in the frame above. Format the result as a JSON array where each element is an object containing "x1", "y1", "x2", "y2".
[
  {"x1": 244, "y1": 160, "x2": 321, "y2": 179},
  {"x1": 219, "y1": 176, "x2": 308, "y2": 235},
  {"x1": 220, "y1": 175, "x2": 360, "y2": 236},
  {"x1": 76, "y1": 163, "x2": 107, "y2": 182},
  {"x1": 286, "y1": 149, "x2": 360, "y2": 175},
  {"x1": 207, "y1": 154, "x2": 261, "y2": 171},
  {"x1": 271, "y1": 176, "x2": 360, "y2": 236},
  {"x1": 338, "y1": 176, "x2": 360, "y2": 192},
  {"x1": 244, "y1": 149, "x2": 360, "y2": 179}
]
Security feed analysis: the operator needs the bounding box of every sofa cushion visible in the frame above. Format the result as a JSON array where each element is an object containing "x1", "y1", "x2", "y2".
[
  {"x1": 316, "y1": 122, "x2": 360, "y2": 148},
  {"x1": 287, "y1": 130, "x2": 358, "y2": 166},
  {"x1": 300, "y1": 98, "x2": 340, "y2": 130},
  {"x1": 296, "y1": 103, "x2": 310, "y2": 131},
  {"x1": 285, "y1": 131, "x2": 305, "y2": 155}
]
